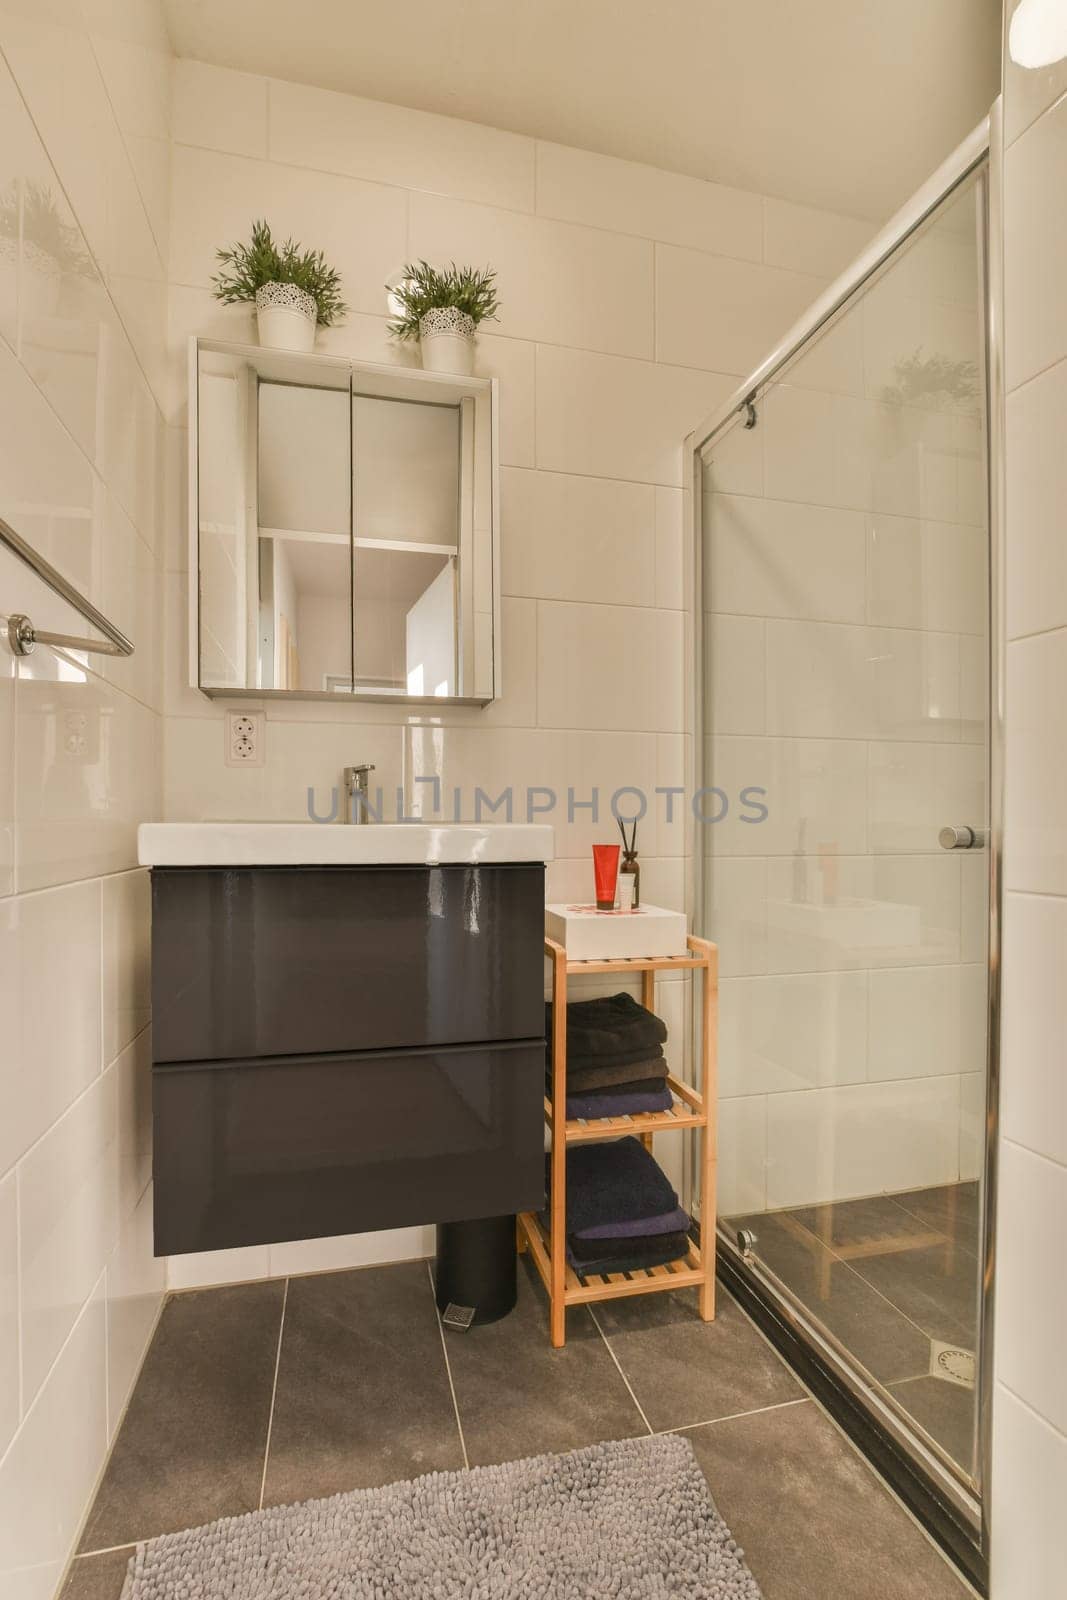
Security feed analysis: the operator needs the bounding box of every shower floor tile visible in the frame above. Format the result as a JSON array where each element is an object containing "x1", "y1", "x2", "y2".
[
  {"x1": 66, "y1": 1252, "x2": 972, "y2": 1600},
  {"x1": 894, "y1": 1182, "x2": 982, "y2": 1255},
  {"x1": 889, "y1": 1375, "x2": 977, "y2": 1477},
  {"x1": 849, "y1": 1241, "x2": 979, "y2": 1348},
  {"x1": 730, "y1": 1211, "x2": 934, "y2": 1385},
  {"x1": 788, "y1": 1194, "x2": 944, "y2": 1253},
  {"x1": 728, "y1": 1181, "x2": 981, "y2": 1480}
]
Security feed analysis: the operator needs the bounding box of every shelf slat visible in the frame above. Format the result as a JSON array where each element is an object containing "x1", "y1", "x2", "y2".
[
  {"x1": 562, "y1": 1103, "x2": 705, "y2": 1143},
  {"x1": 544, "y1": 1074, "x2": 706, "y2": 1144},
  {"x1": 566, "y1": 1244, "x2": 705, "y2": 1305},
  {"x1": 561, "y1": 954, "x2": 707, "y2": 975},
  {"x1": 517, "y1": 1214, "x2": 706, "y2": 1308}
]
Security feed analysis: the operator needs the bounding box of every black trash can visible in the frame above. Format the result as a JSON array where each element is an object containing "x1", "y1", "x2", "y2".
[{"x1": 435, "y1": 1215, "x2": 517, "y2": 1327}]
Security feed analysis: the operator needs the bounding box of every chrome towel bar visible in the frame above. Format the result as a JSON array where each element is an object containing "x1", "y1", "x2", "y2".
[{"x1": 1, "y1": 513, "x2": 133, "y2": 659}]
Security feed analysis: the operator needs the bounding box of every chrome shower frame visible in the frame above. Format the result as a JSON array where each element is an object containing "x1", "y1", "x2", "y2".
[{"x1": 684, "y1": 104, "x2": 1003, "y2": 1582}]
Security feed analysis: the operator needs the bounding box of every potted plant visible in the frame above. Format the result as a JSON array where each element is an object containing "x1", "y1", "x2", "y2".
[
  {"x1": 212, "y1": 219, "x2": 347, "y2": 352},
  {"x1": 388, "y1": 260, "x2": 499, "y2": 374},
  {"x1": 0, "y1": 180, "x2": 94, "y2": 321}
]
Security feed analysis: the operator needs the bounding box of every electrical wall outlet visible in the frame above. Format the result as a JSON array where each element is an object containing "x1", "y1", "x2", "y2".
[{"x1": 225, "y1": 710, "x2": 264, "y2": 766}]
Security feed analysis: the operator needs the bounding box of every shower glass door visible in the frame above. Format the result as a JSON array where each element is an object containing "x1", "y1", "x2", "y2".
[{"x1": 699, "y1": 169, "x2": 990, "y2": 1494}]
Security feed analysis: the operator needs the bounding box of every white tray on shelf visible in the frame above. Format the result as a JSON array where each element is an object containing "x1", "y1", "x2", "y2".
[{"x1": 544, "y1": 902, "x2": 688, "y2": 960}]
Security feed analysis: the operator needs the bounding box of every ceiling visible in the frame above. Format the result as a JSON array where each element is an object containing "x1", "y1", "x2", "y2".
[{"x1": 163, "y1": 0, "x2": 1002, "y2": 221}]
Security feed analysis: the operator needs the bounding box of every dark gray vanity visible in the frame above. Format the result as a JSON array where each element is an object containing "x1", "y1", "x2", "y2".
[{"x1": 139, "y1": 823, "x2": 552, "y2": 1258}]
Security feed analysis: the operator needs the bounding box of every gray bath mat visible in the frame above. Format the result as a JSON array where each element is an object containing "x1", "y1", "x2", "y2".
[{"x1": 120, "y1": 1433, "x2": 763, "y2": 1598}]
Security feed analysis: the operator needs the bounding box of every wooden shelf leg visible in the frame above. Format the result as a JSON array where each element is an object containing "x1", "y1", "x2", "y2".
[
  {"x1": 549, "y1": 942, "x2": 569, "y2": 1348},
  {"x1": 516, "y1": 1217, "x2": 527, "y2": 1255},
  {"x1": 698, "y1": 944, "x2": 718, "y2": 1323}
]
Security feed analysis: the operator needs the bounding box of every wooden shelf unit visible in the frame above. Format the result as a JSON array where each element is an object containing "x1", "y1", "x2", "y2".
[{"x1": 518, "y1": 934, "x2": 718, "y2": 1347}]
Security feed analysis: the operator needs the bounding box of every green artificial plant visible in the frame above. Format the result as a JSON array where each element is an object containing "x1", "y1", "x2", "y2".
[
  {"x1": 388, "y1": 260, "x2": 500, "y2": 341},
  {"x1": 212, "y1": 219, "x2": 347, "y2": 327}
]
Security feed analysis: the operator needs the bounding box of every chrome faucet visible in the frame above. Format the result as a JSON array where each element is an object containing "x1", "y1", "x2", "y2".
[{"x1": 342, "y1": 764, "x2": 375, "y2": 824}]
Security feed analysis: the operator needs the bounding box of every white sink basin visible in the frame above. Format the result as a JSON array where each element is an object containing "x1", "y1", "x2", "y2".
[{"x1": 137, "y1": 821, "x2": 555, "y2": 867}]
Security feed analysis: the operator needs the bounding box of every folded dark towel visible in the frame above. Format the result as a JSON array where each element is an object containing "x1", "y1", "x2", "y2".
[
  {"x1": 546, "y1": 993, "x2": 667, "y2": 1061},
  {"x1": 565, "y1": 1084, "x2": 673, "y2": 1119},
  {"x1": 566, "y1": 1043, "x2": 667, "y2": 1074},
  {"x1": 566, "y1": 1230, "x2": 691, "y2": 1277},
  {"x1": 565, "y1": 1055, "x2": 668, "y2": 1092},
  {"x1": 568, "y1": 1075, "x2": 669, "y2": 1100},
  {"x1": 575, "y1": 1205, "x2": 691, "y2": 1242},
  {"x1": 565, "y1": 1137, "x2": 679, "y2": 1235},
  {"x1": 539, "y1": 1201, "x2": 689, "y2": 1241}
]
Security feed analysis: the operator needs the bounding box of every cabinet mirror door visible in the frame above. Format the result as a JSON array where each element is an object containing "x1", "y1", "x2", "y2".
[{"x1": 351, "y1": 392, "x2": 458, "y2": 697}]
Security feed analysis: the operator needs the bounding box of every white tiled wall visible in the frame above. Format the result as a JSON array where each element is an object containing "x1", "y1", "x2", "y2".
[
  {"x1": 160, "y1": 61, "x2": 873, "y2": 1288},
  {"x1": 0, "y1": 2, "x2": 170, "y2": 1596},
  {"x1": 702, "y1": 178, "x2": 990, "y2": 1216},
  {"x1": 992, "y1": 12, "x2": 1067, "y2": 1594}
]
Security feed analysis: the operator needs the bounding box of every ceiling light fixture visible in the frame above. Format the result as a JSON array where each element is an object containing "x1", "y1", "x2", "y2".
[{"x1": 1009, "y1": 0, "x2": 1067, "y2": 67}]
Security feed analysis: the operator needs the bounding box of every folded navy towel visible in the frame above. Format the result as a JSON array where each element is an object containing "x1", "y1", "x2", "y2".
[
  {"x1": 575, "y1": 1205, "x2": 691, "y2": 1242},
  {"x1": 546, "y1": 993, "x2": 667, "y2": 1061},
  {"x1": 565, "y1": 1054, "x2": 668, "y2": 1092},
  {"x1": 565, "y1": 1137, "x2": 679, "y2": 1235},
  {"x1": 566, "y1": 1230, "x2": 691, "y2": 1277},
  {"x1": 566, "y1": 1084, "x2": 673, "y2": 1119}
]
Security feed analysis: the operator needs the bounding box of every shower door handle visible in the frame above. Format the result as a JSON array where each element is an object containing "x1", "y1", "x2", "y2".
[{"x1": 939, "y1": 825, "x2": 987, "y2": 850}]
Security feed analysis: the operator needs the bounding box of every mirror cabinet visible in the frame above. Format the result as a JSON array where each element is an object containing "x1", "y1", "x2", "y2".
[{"x1": 188, "y1": 337, "x2": 500, "y2": 704}]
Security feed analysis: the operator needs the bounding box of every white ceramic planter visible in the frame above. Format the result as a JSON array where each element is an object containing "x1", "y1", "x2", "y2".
[
  {"x1": 255, "y1": 282, "x2": 317, "y2": 352},
  {"x1": 419, "y1": 307, "x2": 475, "y2": 374}
]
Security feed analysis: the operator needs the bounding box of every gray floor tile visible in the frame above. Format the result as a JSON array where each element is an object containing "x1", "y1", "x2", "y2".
[
  {"x1": 894, "y1": 1184, "x2": 982, "y2": 1256},
  {"x1": 788, "y1": 1195, "x2": 945, "y2": 1253},
  {"x1": 60, "y1": 1550, "x2": 133, "y2": 1600},
  {"x1": 890, "y1": 1375, "x2": 977, "y2": 1477},
  {"x1": 444, "y1": 1257, "x2": 648, "y2": 1466},
  {"x1": 592, "y1": 1284, "x2": 803, "y2": 1432},
  {"x1": 732, "y1": 1213, "x2": 932, "y2": 1384},
  {"x1": 79, "y1": 1282, "x2": 284, "y2": 1550},
  {"x1": 682, "y1": 1402, "x2": 972, "y2": 1600},
  {"x1": 262, "y1": 1261, "x2": 463, "y2": 1505},
  {"x1": 850, "y1": 1242, "x2": 980, "y2": 1347}
]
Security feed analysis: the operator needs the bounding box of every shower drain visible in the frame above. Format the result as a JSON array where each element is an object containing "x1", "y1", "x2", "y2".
[{"x1": 930, "y1": 1341, "x2": 976, "y2": 1389}]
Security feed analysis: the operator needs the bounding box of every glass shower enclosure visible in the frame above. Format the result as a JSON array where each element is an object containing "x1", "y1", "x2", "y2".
[{"x1": 690, "y1": 115, "x2": 999, "y2": 1582}]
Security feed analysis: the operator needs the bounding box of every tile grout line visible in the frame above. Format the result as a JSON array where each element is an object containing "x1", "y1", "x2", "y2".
[
  {"x1": 658, "y1": 1395, "x2": 810, "y2": 1436},
  {"x1": 258, "y1": 1277, "x2": 289, "y2": 1510},
  {"x1": 426, "y1": 1261, "x2": 470, "y2": 1471},
  {"x1": 587, "y1": 1307, "x2": 654, "y2": 1435}
]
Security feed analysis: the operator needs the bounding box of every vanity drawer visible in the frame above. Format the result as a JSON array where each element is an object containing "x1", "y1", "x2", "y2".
[
  {"x1": 151, "y1": 863, "x2": 545, "y2": 1063},
  {"x1": 152, "y1": 1040, "x2": 545, "y2": 1256}
]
